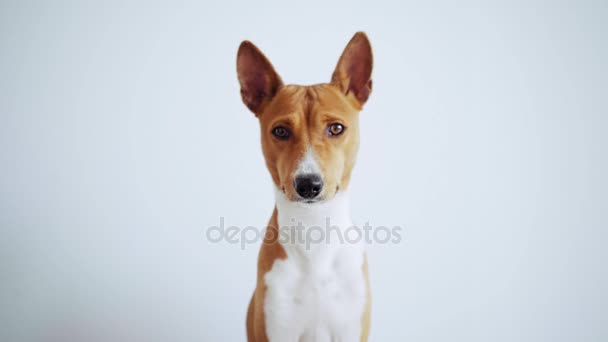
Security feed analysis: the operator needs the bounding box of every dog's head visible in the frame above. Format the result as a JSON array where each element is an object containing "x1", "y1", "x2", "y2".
[{"x1": 236, "y1": 32, "x2": 373, "y2": 204}]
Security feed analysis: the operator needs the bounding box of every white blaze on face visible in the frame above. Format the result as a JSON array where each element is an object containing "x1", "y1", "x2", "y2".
[{"x1": 295, "y1": 148, "x2": 321, "y2": 176}]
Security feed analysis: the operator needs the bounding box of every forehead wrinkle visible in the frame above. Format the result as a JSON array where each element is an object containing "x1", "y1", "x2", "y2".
[
  {"x1": 304, "y1": 86, "x2": 328, "y2": 148},
  {"x1": 304, "y1": 87, "x2": 316, "y2": 126}
]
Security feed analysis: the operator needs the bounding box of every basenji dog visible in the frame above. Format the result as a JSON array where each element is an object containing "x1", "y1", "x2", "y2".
[{"x1": 237, "y1": 32, "x2": 373, "y2": 342}]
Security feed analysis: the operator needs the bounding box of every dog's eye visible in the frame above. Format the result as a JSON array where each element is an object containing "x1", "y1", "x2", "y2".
[
  {"x1": 272, "y1": 126, "x2": 290, "y2": 140},
  {"x1": 327, "y1": 123, "x2": 345, "y2": 137}
]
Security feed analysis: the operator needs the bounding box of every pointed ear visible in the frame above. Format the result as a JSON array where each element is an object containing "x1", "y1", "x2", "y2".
[
  {"x1": 237, "y1": 41, "x2": 283, "y2": 116},
  {"x1": 331, "y1": 32, "x2": 373, "y2": 106}
]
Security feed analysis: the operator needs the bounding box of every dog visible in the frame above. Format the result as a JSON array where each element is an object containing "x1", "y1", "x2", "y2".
[{"x1": 237, "y1": 32, "x2": 373, "y2": 342}]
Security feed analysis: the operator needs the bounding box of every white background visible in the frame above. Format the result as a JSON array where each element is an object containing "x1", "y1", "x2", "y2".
[{"x1": 1, "y1": 1, "x2": 607, "y2": 341}]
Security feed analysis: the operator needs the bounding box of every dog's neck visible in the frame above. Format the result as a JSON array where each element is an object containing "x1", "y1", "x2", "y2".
[{"x1": 274, "y1": 188, "x2": 355, "y2": 253}]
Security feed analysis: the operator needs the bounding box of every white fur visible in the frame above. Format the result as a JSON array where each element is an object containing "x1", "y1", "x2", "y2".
[
  {"x1": 295, "y1": 148, "x2": 321, "y2": 176},
  {"x1": 264, "y1": 188, "x2": 367, "y2": 342}
]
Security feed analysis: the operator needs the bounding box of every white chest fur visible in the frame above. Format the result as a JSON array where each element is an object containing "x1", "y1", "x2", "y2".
[{"x1": 264, "y1": 190, "x2": 367, "y2": 342}]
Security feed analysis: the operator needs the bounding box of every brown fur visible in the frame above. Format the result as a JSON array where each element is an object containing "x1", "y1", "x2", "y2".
[{"x1": 238, "y1": 32, "x2": 373, "y2": 341}]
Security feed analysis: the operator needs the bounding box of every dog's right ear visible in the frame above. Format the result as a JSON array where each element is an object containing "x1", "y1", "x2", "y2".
[{"x1": 237, "y1": 41, "x2": 283, "y2": 116}]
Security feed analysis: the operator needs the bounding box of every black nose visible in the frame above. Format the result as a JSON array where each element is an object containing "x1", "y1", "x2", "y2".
[{"x1": 294, "y1": 174, "x2": 323, "y2": 199}]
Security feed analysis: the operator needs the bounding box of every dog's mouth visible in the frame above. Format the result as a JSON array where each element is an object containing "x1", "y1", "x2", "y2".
[
  {"x1": 300, "y1": 198, "x2": 324, "y2": 204},
  {"x1": 286, "y1": 197, "x2": 326, "y2": 206},
  {"x1": 288, "y1": 192, "x2": 327, "y2": 204}
]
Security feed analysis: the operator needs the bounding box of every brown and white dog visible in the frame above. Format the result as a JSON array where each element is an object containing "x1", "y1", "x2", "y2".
[{"x1": 237, "y1": 32, "x2": 373, "y2": 342}]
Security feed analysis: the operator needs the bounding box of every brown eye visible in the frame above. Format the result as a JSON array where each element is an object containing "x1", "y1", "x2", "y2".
[
  {"x1": 327, "y1": 123, "x2": 345, "y2": 137},
  {"x1": 272, "y1": 126, "x2": 290, "y2": 140}
]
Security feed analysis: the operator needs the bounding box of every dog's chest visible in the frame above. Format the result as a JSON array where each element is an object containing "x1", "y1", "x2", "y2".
[{"x1": 264, "y1": 244, "x2": 366, "y2": 341}]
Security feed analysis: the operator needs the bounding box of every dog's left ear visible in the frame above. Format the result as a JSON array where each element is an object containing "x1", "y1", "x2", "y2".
[{"x1": 331, "y1": 32, "x2": 373, "y2": 107}]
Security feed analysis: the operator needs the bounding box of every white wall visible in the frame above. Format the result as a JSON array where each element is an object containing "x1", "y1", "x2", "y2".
[{"x1": 1, "y1": 1, "x2": 607, "y2": 341}]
